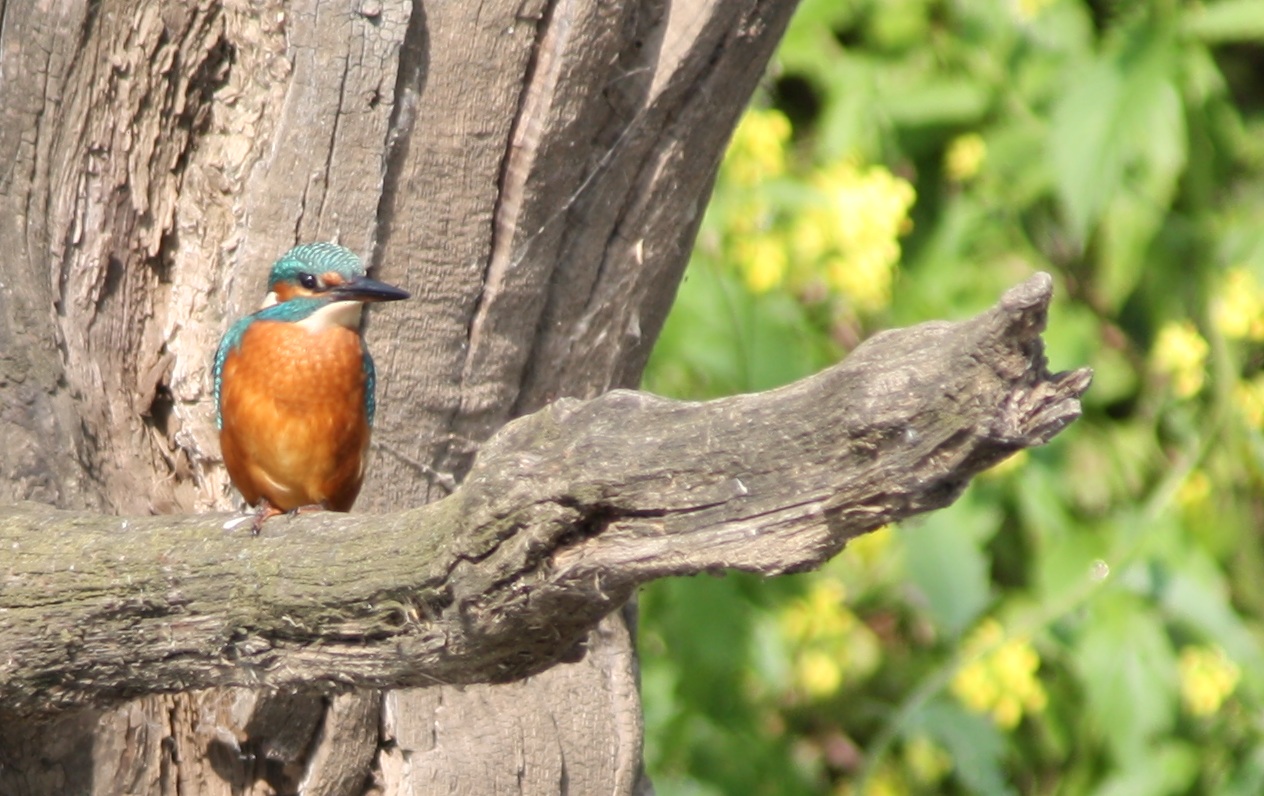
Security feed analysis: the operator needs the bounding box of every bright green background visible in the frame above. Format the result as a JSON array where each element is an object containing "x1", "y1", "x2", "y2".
[{"x1": 638, "y1": 0, "x2": 1264, "y2": 793}]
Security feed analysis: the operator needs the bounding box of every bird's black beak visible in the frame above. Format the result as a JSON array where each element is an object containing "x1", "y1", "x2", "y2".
[{"x1": 332, "y1": 275, "x2": 411, "y2": 303}]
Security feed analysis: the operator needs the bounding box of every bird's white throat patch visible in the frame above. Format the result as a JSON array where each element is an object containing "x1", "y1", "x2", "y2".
[{"x1": 296, "y1": 300, "x2": 364, "y2": 332}]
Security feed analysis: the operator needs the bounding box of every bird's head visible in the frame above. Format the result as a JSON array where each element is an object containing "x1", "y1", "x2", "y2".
[{"x1": 263, "y1": 242, "x2": 411, "y2": 309}]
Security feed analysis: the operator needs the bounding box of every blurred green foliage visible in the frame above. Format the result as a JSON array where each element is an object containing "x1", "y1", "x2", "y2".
[{"x1": 638, "y1": 0, "x2": 1264, "y2": 793}]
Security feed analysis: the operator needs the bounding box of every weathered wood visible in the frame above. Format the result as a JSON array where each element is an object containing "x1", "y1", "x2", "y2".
[{"x1": 0, "y1": 274, "x2": 1090, "y2": 715}]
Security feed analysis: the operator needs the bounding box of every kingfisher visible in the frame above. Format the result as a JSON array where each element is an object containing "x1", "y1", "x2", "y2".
[{"x1": 214, "y1": 242, "x2": 410, "y2": 532}]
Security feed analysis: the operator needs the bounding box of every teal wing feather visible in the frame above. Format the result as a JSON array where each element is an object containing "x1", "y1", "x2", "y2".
[
  {"x1": 214, "y1": 315, "x2": 255, "y2": 430},
  {"x1": 363, "y1": 350, "x2": 377, "y2": 427}
]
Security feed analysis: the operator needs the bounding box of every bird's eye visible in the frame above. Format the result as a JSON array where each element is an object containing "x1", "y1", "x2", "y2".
[{"x1": 298, "y1": 272, "x2": 320, "y2": 290}]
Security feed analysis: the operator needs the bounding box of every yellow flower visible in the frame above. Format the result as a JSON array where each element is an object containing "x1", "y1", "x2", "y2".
[
  {"x1": 780, "y1": 580, "x2": 851, "y2": 643},
  {"x1": 826, "y1": 248, "x2": 898, "y2": 313},
  {"x1": 1179, "y1": 645, "x2": 1240, "y2": 717},
  {"x1": 951, "y1": 619, "x2": 1047, "y2": 729},
  {"x1": 904, "y1": 734, "x2": 952, "y2": 785},
  {"x1": 944, "y1": 133, "x2": 986, "y2": 182},
  {"x1": 789, "y1": 208, "x2": 834, "y2": 263},
  {"x1": 836, "y1": 762, "x2": 908, "y2": 796},
  {"x1": 1152, "y1": 320, "x2": 1209, "y2": 399},
  {"x1": 1176, "y1": 469, "x2": 1211, "y2": 510},
  {"x1": 1014, "y1": 0, "x2": 1056, "y2": 21},
  {"x1": 797, "y1": 649, "x2": 844, "y2": 698},
  {"x1": 1234, "y1": 376, "x2": 1264, "y2": 428},
  {"x1": 724, "y1": 108, "x2": 792, "y2": 186},
  {"x1": 810, "y1": 161, "x2": 915, "y2": 313},
  {"x1": 1213, "y1": 268, "x2": 1264, "y2": 341},
  {"x1": 779, "y1": 580, "x2": 881, "y2": 699},
  {"x1": 952, "y1": 656, "x2": 1000, "y2": 712},
  {"x1": 983, "y1": 450, "x2": 1028, "y2": 479},
  {"x1": 728, "y1": 195, "x2": 771, "y2": 236},
  {"x1": 846, "y1": 525, "x2": 892, "y2": 568},
  {"x1": 733, "y1": 234, "x2": 789, "y2": 293}
]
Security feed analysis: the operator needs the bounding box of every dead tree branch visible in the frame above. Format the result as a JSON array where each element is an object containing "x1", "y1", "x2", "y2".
[{"x1": 0, "y1": 274, "x2": 1090, "y2": 713}]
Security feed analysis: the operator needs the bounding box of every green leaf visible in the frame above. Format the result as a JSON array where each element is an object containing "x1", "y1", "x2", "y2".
[
  {"x1": 882, "y1": 78, "x2": 992, "y2": 127},
  {"x1": 1094, "y1": 742, "x2": 1199, "y2": 796},
  {"x1": 1097, "y1": 186, "x2": 1167, "y2": 310},
  {"x1": 640, "y1": 574, "x2": 819, "y2": 794},
  {"x1": 1034, "y1": 525, "x2": 1108, "y2": 606},
  {"x1": 780, "y1": 0, "x2": 858, "y2": 61},
  {"x1": 907, "y1": 698, "x2": 1015, "y2": 796},
  {"x1": 1095, "y1": 72, "x2": 1186, "y2": 310},
  {"x1": 1049, "y1": 27, "x2": 1183, "y2": 250},
  {"x1": 1015, "y1": 461, "x2": 1078, "y2": 540},
  {"x1": 643, "y1": 258, "x2": 835, "y2": 399},
  {"x1": 1082, "y1": 339, "x2": 1138, "y2": 409},
  {"x1": 1218, "y1": 741, "x2": 1264, "y2": 796},
  {"x1": 1185, "y1": 0, "x2": 1264, "y2": 43},
  {"x1": 1073, "y1": 591, "x2": 1178, "y2": 763},
  {"x1": 817, "y1": 59, "x2": 886, "y2": 161},
  {"x1": 1050, "y1": 58, "x2": 1126, "y2": 242},
  {"x1": 1157, "y1": 549, "x2": 1264, "y2": 696},
  {"x1": 899, "y1": 497, "x2": 997, "y2": 638}
]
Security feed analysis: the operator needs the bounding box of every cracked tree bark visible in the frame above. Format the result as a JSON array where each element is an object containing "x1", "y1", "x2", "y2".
[{"x1": 0, "y1": 0, "x2": 1088, "y2": 794}]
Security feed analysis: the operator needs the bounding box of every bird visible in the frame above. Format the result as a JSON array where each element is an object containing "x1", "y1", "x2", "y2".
[{"x1": 214, "y1": 242, "x2": 410, "y2": 533}]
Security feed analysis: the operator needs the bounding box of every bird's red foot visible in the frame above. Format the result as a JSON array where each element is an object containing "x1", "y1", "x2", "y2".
[
  {"x1": 289, "y1": 503, "x2": 327, "y2": 517},
  {"x1": 251, "y1": 500, "x2": 286, "y2": 535}
]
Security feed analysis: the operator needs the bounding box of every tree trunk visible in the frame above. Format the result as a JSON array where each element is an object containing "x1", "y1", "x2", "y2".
[{"x1": 0, "y1": 0, "x2": 802, "y2": 793}]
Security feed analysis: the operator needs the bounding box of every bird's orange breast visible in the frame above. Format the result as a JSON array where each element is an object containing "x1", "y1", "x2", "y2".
[{"x1": 218, "y1": 320, "x2": 371, "y2": 512}]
